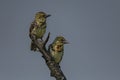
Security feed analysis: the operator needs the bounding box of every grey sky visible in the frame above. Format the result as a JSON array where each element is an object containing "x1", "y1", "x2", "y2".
[{"x1": 0, "y1": 0, "x2": 120, "y2": 80}]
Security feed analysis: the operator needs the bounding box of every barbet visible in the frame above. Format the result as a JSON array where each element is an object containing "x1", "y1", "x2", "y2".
[
  {"x1": 29, "y1": 12, "x2": 51, "y2": 51},
  {"x1": 49, "y1": 36, "x2": 69, "y2": 64}
]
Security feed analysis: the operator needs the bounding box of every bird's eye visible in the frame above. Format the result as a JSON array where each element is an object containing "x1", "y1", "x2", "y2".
[
  {"x1": 61, "y1": 39, "x2": 64, "y2": 41},
  {"x1": 59, "y1": 45, "x2": 62, "y2": 47}
]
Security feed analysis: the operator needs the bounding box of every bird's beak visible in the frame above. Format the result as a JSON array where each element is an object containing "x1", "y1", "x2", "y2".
[
  {"x1": 63, "y1": 40, "x2": 69, "y2": 44},
  {"x1": 45, "y1": 14, "x2": 51, "y2": 18}
]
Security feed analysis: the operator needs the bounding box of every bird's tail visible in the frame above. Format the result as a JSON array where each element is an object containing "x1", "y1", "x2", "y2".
[{"x1": 30, "y1": 41, "x2": 38, "y2": 51}]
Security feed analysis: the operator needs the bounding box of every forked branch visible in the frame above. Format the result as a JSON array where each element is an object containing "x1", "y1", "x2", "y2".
[{"x1": 30, "y1": 33, "x2": 67, "y2": 80}]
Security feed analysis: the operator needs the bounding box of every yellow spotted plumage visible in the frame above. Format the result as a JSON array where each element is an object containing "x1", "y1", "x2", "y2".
[
  {"x1": 49, "y1": 36, "x2": 68, "y2": 64},
  {"x1": 29, "y1": 12, "x2": 51, "y2": 51}
]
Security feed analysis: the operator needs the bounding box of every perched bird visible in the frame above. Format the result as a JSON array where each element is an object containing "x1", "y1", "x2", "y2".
[
  {"x1": 29, "y1": 12, "x2": 51, "y2": 51},
  {"x1": 49, "y1": 36, "x2": 69, "y2": 64}
]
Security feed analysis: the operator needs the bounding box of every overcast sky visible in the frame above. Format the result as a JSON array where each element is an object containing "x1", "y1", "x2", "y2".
[{"x1": 0, "y1": 0, "x2": 120, "y2": 80}]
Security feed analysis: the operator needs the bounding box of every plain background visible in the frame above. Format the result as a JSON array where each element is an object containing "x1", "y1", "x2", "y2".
[{"x1": 0, "y1": 0, "x2": 120, "y2": 80}]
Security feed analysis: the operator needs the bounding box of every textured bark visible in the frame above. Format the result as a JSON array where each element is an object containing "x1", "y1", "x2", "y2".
[{"x1": 30, "y1": 33, "x2": 67, "y2": 80}]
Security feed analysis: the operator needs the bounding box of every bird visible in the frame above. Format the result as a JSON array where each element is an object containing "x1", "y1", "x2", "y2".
[
  {"x1": 29, "y1": 11, "x2": 51, "y2": 51},
  {"x1": 49, "y1": 36, "x2": 69, "y2": 64}
]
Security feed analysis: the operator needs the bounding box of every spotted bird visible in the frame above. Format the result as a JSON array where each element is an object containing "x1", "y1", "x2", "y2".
[
  {"x1": 49, "y1": 36, "x2": 69, "y2": 64},
  {"x1": 29, "y1": 12, "x2": 51, "y2": 51}
]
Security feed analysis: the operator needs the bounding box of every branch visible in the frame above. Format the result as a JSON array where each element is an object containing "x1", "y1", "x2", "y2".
[
  {"x1": 43, "y1": 32, "x2": 50, "y2": 47},
  {"x1": 30, "y1": 33, "x2": 67, "y2": 80}
]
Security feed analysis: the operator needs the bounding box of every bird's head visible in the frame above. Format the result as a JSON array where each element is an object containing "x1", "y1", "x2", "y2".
[
  {"x1": 35, "y1": 12, "x2": 51, "y2": 23},
  {"x1": 54, "y1": 36, "x2": 69, "y2": 45}
]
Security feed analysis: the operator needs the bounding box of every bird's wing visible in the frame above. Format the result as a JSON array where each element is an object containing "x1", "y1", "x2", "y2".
[
  {"x1": 29, "y1": 21, "x2": 36, "y2": 32},
  {"x1": 29, "y1": 21, "x2": 36, "y2": 39}
]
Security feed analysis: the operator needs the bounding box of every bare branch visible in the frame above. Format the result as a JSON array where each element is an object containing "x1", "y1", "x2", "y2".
[{"x1": 43, "y1": 32, "x2": 50, "y2": 47}]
